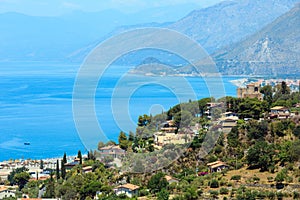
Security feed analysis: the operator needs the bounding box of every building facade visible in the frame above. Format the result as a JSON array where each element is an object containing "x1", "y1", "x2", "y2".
[{"x1": 237, "y1": 82, "x2": 263, "y2": 100}]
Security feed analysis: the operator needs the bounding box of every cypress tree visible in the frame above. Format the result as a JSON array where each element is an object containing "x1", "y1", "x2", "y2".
[
  {"x1": 40, "y1": 159, "x2": 44, "y2": 170},
  {"x1": 78, "y1": 150, "x2": 82, "y2": 165},
  {"x1": 56, "y1": 159, "x2": 60, "y2": 180},
  {"x1": 63, "y1": 152, "x2": 67, "y2": 164},
  {"x1": 61, "y1": 159, "x2": 66, "y2": 179}
]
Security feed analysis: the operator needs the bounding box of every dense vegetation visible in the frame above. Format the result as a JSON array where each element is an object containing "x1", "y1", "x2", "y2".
[{"x1": 4, "y1": 82, "x2": 300, "y2": 200}]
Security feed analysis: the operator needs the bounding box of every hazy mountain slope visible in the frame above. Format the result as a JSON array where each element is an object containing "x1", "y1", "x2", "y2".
[
  {"x1": 214, "y1": 4, "x2": 300, "y2": 75},
  {"x1": 78, "y1": 0, "x2": 300, "y2": 67},
  {"x1": 0, "y1": 4, "x2": 201, "y2": 62},
  {"x1": 168, "y1": 0, "x2": 300, "y2": 54},
  {"x1": 1, "y1": 0, "x2": 299, "y2": 63}
]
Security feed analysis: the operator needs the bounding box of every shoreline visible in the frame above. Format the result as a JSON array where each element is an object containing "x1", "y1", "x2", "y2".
[{"x1": 0, "y1": 154, "x2": 83, "y2": 166}]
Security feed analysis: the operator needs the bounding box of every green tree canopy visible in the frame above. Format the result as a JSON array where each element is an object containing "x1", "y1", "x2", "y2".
[
  {"x1": 148, "y1": 172, "x2": 168, "y2": 193},
  {"x1": 118, "y1": 131, "x2": 128, "y2": 150},
  {"x1": 13, "y1": 171, "x2": 30, "y2": 190},
  {"x1": 7, "y1": 166, "x2": 28, "y2": 186},
  {"x1": 260, "y1": 85, "x2": 273, "y2": 107},
  {"x1": 138, "y1": 114, "x2": 151, "y2": 126},
  {"x1": 246, "y1": 141, "x2": 275, "y2": 171},
  {"x1": 174, "y1": 110, "x2": 193, "y2": 128},
  {"x1": 157, "y1": 188, "x2": 169, "y2": 200}
]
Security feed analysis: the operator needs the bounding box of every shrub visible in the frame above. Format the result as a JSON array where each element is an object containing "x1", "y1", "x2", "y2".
[
  {"x1": 221, "y1": 168, "x2": 228, "y2": 176},
  {"x1": 214, "y1": 145, "x2": 223, "y2": 154},
  {"x1": 253, "y1": 176, "x2": 260, "y2": 182},
  {"x1": 257, "y1": 191, "x2": 267, "y2": 198},
  {"x1": 157, "y1": 189, "x2": 169, "y2": 200},
  {"x1": 197, "y1": 189, "x2": 203, "y2": 196},
  {"x1": 275, "y1": 169, "x2": 287, "y2": 183},
  {"x1": 243, "y1": 190, "x2": 257, "y2": 200},
  {"x1": 209, "y1": 190, "x2": 219, "y2": 198},
  {"x1": 210, "y1": 179, "x2": 219, "y2": 188},
  {"x1": 139, "y1": 189, "x2": 149, "y2": 196},
  {"x1": 287, "y1": 163, "x2": 294, "y2": 171},
  {"x1": 231, "y1": 175, "x2": 241, "y2": 181},
  {"x1": 219, "y1": 179, "x2": 227, "y2": 186},
  {"x1": 220, "y1": 187, "x2": 229, "y2": 195},
  {"x1": 236, "y1": 162, "x2": 244, "y2": 170},
  {"x1": 172, "y1": 196, "x2": 184, "y2": 200},
  {"x1": 276, "y1": 192, "x2": 284, "y2": 200},
  {"x1": 267, "y1": 191, "x2": 275, "y2": 200},
  {"x1": 207, "y1": 155, "x2": 218, "y2": 163},
  {"x1": 168, "y1": 182, "x2": 177, "y2": 191},
  {"x1": 184, "y1": 186, "x2": 199, "y2": 199},
  {"x1": 267, "y1": 177, "x2": 274, "y2": 182},
  {"x1": 293, "y1": 191, "x2": 300, "y2": 199},
  {"x1": 286, "y1": 176, "x2": 293, "y2": 183},
  {"x1": 268, "y1": 165, "x2": 275, "y2": 173}
]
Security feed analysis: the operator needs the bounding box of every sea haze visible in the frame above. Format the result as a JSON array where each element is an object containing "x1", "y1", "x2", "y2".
[{"x1": 0, "y1": 63, "x2": 238, "y2": 161}]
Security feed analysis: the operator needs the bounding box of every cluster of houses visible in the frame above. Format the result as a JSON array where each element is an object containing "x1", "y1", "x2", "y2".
[
  {"x1": 0, "y1": 160, "x2": 55, "y2": 182},
  {"x1": 237, "y1": 82, "x2": 299, "y2": 120},
  {"x1": 152, "y1": 120, "x2": 199, "y2": 147},
  {"x1": 98, "y1": 145, "x2": 126, "y2": 159}
]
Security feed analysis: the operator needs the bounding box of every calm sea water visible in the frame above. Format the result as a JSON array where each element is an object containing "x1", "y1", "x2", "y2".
[{"x1": 0, "y1": 63, "x2": 238, "y2": 161}]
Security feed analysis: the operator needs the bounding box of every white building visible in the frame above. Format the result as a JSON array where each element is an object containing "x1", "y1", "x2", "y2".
[
  {"x1": 114, "y1": 183, "x2": 139, "y2": 198},
  {"x1": 0, "y1": 186, "x2": 15, "y2": 199}
]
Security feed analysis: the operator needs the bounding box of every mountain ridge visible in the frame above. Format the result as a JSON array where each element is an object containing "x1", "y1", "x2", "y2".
[
  {"x1": 213, "y1": 3, "x2": 300, "y2": 75},
  {"x1": 168, "y1": 0, "x2": 300, "y2": 54}
]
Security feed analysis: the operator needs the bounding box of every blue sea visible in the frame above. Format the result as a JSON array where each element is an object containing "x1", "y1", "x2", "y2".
[{"x1": 0, "y1": 62, "x2": 238, "y2": 161}]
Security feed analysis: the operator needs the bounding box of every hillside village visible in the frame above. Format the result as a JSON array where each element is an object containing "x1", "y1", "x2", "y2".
[{"x1": 0, "y1": 81, "x2": 300, "y2": 199}]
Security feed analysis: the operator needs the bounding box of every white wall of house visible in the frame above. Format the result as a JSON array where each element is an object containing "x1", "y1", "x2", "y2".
[
  {"x1": 0, "y1": 190, "x2": 15, "y2": 199},
  {"x1": 115, "y1": 187, "x2": 137, "y2": 198}
]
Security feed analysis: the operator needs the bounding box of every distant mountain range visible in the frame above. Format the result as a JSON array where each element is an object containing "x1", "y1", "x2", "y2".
[
  {"x1": 0, "y1": 4, "x2": 198, "y2": 62},
  {"x1": 76, "y1": 0, "x2": 300, "y2": 63},
  {"x1": 214, "y1": 3, "x2": 300, "y2": 75},
  {"x1": 168, "y1": 0, "x2": 300, "y2": 53},
  {"x1": 130, "y1": 0, "x2": 300, "y2": 76},
  {"x1": 0, "y1": 0, "x2": 299, "y2": 76}
]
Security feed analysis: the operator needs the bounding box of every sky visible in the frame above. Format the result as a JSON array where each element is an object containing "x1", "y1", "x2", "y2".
[{"x1": 0, "y1": 0, "x2": 224, "y2": 16}]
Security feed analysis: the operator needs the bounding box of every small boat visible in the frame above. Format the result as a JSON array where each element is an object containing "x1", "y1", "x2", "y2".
[{"x1": 24, "y1": 142, "x2": 30, "y2": 145}]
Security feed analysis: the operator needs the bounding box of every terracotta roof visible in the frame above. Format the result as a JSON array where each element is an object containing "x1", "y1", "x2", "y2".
[
  {"x1": 19, "y1": 199, "x2": 42, "y2": 200},
  {"x1": 0, "y1": 172, "x2": 10, "y2": 176},
  {"x1": 116, "y1": 183, "x2": 139, "y2": 191},
  {"x1": 271, "y1": 106, "x2": 287, "y2": 110},
  {"x1": 165, "y1": 175, "x2": 178, "y2": 182},
  {"x1": 207, "y1": 161, "x2": 222, "y2": 166},
  {"x1": 0, "y1": 186, "x2": 8, "y2": 192},
  {"x1": 100, "y1": 145, "x2": 123, "y2": 150},
  {"x1": 223, "y1": 122, "x2": 237, "y2": 127},
  {"x1": 83, "y1": 166, "x2": 93, "y2": 170},
  {"x1": 219, "y1": 117, "x2": 239, "y2": 122},
  {"x1": 210, "y1": 162, "x2": 228, "y2": 169},
  {"x1": 207, "y1": 160, "x2": 227, "y2": 168},
  {"x1": 38, "y1": 176, "x2": 49, "y2": 181}
]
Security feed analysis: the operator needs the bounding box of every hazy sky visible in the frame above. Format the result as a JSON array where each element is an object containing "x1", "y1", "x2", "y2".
[{"x1": 0, "y1": 0, "x2": 224, "y2": 16}]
